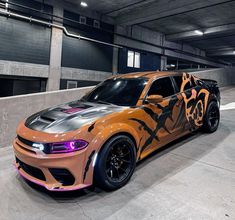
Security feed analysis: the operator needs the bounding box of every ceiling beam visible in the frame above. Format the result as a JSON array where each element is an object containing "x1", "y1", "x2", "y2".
[
  {"x1": 116, "y1": 0, "x2": 235, "y2": 26},
  {"x1": 207, "y1": 50, "x2": 235, "y2": 56},
  {"x1": 207, "y1": 47, "x2": 235, "y2": 52},
  {"x1": 166, "y1": 23, "x2": 235, "y2": 41}
]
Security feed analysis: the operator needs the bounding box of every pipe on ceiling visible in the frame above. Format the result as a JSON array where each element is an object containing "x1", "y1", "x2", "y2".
[{"x1": 0, "y1": 8, "x2": 123, "y2": 49}]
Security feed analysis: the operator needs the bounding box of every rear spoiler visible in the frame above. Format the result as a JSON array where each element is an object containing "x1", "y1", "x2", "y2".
[{"x1": 201, "y1": 78, "x2": 218, "y2": 84}]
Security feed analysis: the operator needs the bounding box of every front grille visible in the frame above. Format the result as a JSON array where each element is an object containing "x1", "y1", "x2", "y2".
[
  {"x1": 16, "y1": 142, "x2": 36, "y2": 154},
  {"x1": 16, "y1": 157, "x2": 46, "y2": 181},
  {"x1": 17, "y1": 135, "x2": 34, "y2": 147},
  {"x1": 17, "y1": 136, "x2": 50, "y2": 154},
  {"x1": 49, "y1": 168, "x2": 75, "y2": 186}
]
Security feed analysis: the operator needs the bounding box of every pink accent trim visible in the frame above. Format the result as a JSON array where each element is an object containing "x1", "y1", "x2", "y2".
[
  {"x1": 47, "y1": 184, "x2": 91, "y2": 192},
  {"x1": 63, "y1": 108, "x2": 84, "y2": 114}
]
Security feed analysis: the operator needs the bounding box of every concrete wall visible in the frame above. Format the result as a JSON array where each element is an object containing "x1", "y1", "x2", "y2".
[
  {"x1": 0, "y1": 86, "x2": 94, "y2": 148},
  {"x1": 0, "y1": 60, "x2": 111, "y2": 82},
  {"x1": 191, "y1": 68, "x2": 235, "y2": 87},
  {"x1": 0, "y1": 60, "x2": 49, "y2": 78},
  {"x1": 61, "y1": 67, "x2": 112, "y2": 81}
]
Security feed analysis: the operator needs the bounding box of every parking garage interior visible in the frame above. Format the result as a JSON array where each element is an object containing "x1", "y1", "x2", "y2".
[{"x1": 0, "y1": 0, "x2": 235, "y2": 219}]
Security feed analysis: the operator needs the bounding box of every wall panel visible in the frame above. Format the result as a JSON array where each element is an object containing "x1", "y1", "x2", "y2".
[{"x1": 0, "y1": 16, "x2": 51, "y2": 65}]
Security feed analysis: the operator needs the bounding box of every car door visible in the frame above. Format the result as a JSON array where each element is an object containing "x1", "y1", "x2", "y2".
[
  {"x1": 143, "y1": 77, "x2": 184, "y2": 148},
  {"x1": 172, "y1": 74, "x2": 193, "y2": 132},
  {"x1": 173, "y1": 73, "x2": 207, "y2": 131}
]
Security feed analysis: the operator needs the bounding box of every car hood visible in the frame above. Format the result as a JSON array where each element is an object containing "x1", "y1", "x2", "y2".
[{"x1": 25, "y1": 101, "x2": 125, "y2": 133}]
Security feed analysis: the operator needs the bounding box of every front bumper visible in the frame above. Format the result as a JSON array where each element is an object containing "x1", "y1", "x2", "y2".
[{"x1": 13, "y1": 138, "x2": 93, "y2": 191}]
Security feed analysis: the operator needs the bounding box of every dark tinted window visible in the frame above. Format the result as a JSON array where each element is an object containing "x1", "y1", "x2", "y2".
[
  {"x1": 173, "y1": 75, "x2": 196, "y2": 92},
  {"x1": 173, "y1": 76, "x2": 183, "y2": 92},
  {"x1": 81, "y1": 78, "x2": 147, "y2": 106},
  {"x1": 148, "y1": 77, "x2": 174, "y2": 98}
]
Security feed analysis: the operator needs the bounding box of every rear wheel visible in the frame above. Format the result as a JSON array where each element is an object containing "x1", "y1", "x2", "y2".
[
  {"x1": 202, "y1": 101, "x2": 220, "y2": 133},
  {"x1": 94, "y1": 135, "x2": 136, "y2": 191}
]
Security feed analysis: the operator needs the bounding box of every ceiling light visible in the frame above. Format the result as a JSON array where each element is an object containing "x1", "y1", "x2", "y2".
[
  {"x1": 233, "y1": 51, "x2": 235, "y2": 54},
  {"x1": 80, "y1": 1, "x2": 88, "y2": 7},
  {"x1": 194, "y1": 30, "x2": 204, "y2": 35},
  {"x1": 5, "y1": 0, "x2": 8, "y2": 8}
]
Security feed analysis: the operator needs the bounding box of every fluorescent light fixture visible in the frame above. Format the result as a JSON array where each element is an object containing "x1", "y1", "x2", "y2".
[
  {"x1": 233, "y1": 51, "x2": 235, "y2": 54},
  {"x1": 170, "y1": 64, "x2": 176, "y2": 67},
  {"x1": 5, "y1": 0, "x2": 8, "y2": 8},
  {"x1": 80, "y1": 1, "x2": 88, "y2": 7},
  {"x1": 194, "y1": 30, "x2": 204, "y2": 35}
]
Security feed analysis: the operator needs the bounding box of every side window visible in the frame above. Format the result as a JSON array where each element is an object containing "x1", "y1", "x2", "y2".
[
  {"x1": 173, "y1": 76, "x2": 183, "y2": 92},
  {"x1": 148, "y1": 77, "x2": 175, "y2": 98},
  {"x1": 173, "y1": 75, "x2": 196, "y2": 92}
]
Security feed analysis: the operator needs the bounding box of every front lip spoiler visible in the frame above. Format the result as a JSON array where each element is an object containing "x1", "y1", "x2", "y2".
[{"x1": 14, "y1": 163, "x2": 91, "y2": 192}]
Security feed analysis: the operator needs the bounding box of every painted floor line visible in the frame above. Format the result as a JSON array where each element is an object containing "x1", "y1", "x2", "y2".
[{"x1": 220, "y1": 102, "x2": 235, "y2": 111}]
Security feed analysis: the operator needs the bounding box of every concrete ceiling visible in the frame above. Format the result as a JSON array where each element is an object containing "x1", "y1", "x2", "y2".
[
  {"x1": 65, "y1": 0, "x2": 235, "y2": 64},
  {"x1": 64, "y1": 0, "x2": 151, "y2": 14}
]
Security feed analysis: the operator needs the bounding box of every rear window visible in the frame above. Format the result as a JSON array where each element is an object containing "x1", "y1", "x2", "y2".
[
  {"x1": 148, "y1": 77, "x2": 175, "y2": 98},
  {"x1": 173, "y1": 75, "x2": 196, "y2": 92}
]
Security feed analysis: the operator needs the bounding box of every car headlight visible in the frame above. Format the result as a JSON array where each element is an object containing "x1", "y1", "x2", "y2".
[{"x1": 49, "y1": 140, "x2": 88, "y2": 154}]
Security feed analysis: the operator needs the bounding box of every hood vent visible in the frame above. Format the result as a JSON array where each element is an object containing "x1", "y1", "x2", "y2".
[{"x1": 39, "y1": 116, "x2": 55, "y2": 123}]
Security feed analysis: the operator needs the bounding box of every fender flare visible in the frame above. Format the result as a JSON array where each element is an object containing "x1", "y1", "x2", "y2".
[{"x1": 90, "y1": 122, "x2": 140, "y2": 153}]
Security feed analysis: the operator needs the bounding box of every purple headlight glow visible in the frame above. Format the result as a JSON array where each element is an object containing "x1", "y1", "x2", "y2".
[{"x1": 49, "y1": 140, "x2": 88, "y2": 154}]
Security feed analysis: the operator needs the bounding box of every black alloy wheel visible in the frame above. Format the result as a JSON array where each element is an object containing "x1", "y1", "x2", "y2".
[
  {"x1": 106, "y1": 140, "x2": 133, "y2": 182},
  {"x1": 203, "y1": 101, "x2": 220, "y2": 133},
  {"x1": 208, "y1": 105, "x2": 220, "y2": 129},
  {"x1": 94, "y1": 135, "x2": 136, "y2": 191}
]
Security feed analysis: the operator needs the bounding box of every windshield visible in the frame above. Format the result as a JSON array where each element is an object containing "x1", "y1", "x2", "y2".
[{"x1": 81, "y1": 78, "x2": 148, "y2": 106}]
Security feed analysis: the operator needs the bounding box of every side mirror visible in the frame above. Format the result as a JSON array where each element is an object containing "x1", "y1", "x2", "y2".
[{"x1": 146, "y1": 95, "x2": 163, "y2": 104}]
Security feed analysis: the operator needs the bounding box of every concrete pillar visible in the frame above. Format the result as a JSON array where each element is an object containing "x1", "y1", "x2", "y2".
[
  {"x1": 160, "y1": 56, "x2": 167, "y2": 71},
  {"x1": 112, "y1": 47, "x2": 119, "y2": 75},
  {"x1": 46, "y1": 5, "x2": 63, "y2": 91}
]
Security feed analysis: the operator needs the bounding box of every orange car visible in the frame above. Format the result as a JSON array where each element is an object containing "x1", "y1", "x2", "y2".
[{"x1": 13, "y1": 71, "x2": 220, "y2": 191}]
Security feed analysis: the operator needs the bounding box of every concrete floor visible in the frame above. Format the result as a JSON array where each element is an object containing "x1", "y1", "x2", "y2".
[{"x1": 0, "y1": 87, "x2": 235, "y2": 220}]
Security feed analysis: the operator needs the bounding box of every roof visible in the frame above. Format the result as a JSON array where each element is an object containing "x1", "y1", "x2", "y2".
[{"x1": 114, "y1": 71, "x2": 183, "y2": 79}]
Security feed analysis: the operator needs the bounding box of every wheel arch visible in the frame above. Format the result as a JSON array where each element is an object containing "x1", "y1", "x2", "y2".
[
  {"x1": 100, "y1": 132, "x2": 138, "y2": 153},
  {"x1": 91, "y1": 123, "x2": 140, "y2": 161},
  {"x1": 208, "y1": 94, "x2": 218, "y2": 103}
]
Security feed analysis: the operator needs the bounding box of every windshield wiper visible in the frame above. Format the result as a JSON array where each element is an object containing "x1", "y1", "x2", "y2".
[{"x1": 96, "y1": 100, "x2": 112, "y2": 105}]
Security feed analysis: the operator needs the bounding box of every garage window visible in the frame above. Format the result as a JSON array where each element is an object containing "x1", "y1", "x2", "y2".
[
  {"x1": 127, "y1": 50, "x2": 140, "y2": 68},
  {"x1": 67, "y1": 81, "x2": 77, "y2": 89},
  {"x1": 79, "y1": 16, "x2": 87, "y2": 24}
]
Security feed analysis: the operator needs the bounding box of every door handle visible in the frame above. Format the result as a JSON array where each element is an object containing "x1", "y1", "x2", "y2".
[{"x1": 176, "y1": 100, "x2": 182, "y2": 108}]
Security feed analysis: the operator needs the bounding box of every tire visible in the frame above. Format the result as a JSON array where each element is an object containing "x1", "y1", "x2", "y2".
[
  {"x1": 202, "y1": 101, "x2": 220, "y2": 133},
  {"x1": 94, "y1": 135, "x2": 136, "y2": 191}
]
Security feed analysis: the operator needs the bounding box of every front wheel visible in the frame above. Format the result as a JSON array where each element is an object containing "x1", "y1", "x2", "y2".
[
  {"x1": 94, "y1": 135, "x2": 136, "y2": 191},
  {"x1": 202, "y1": 101, "x2": 220, "y2": 133}
]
